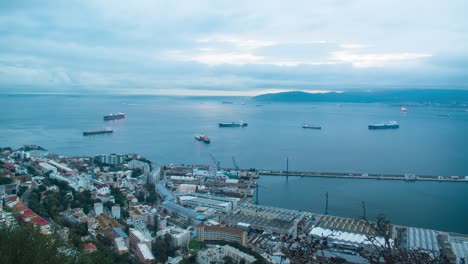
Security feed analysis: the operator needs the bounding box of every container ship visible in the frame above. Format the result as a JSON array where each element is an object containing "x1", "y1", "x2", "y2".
[
  {"x1": 302, "y1": 124, "x2": 321, "y2": 129},
  {"x1": 103, "y1": 112, "x2": 125, "y2": 121},
  {"x1": 368, "y1": 121, "x2": 399, "y2": 130},
  {"x1": 83, "y1": 129, "x2": 113, "y2": 136},
  {"x1": 219, "y1": 121, "x2": 248, "y2": 127},
  {"x1": 195, "y1": 134, "x2": 211, "y2": 144}
]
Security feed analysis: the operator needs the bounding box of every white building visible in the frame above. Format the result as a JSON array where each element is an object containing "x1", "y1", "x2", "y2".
[
  {"x1": 221, "y1": 245, "x2": 256, "y2": 264},
  {"x1": 197, "y1": 245, "x2": 256, "y2": 264},
  {"x1": 47, "y1": 160, "x2": 74, "y2": 173},
  {"x1": 39, "y1": 162, "x2": 57, "y2": 174},
  {"x1": 94, "y1": 203, "x2": 103, "y2": 216},
  {"x1": 95, "y1": 154, "x2": 125, "y2": 165},
  {"x1": 77, "y1": 174, "x2": 93, "y2": 190},
  {"x1": 114, "y1": 237, "x2": 129, "y2": 255},
  {"x1": 95, "y1": 184, "x2": 110, "y2": 195},
  {"x1": 136, "y1": 243, "x2": 155, "y2": 264},
  {"x1": 157, "y1": 226, "x2": 190, "y2": 248},
  {"x1": 112, "y1": 205, "x2": 121, "y2": 219}
]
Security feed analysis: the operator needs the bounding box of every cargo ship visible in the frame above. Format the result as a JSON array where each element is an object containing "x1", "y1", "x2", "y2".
[
  {"x1": 83, "y1": 129, "x2": 113, "y2": 136},
  {"x1": 368, "y1": 121, "x2": 399, "y2": 130},
  {"x1": 103, "y1": 112, "x2": 125, "y2": 121},
  {"x1": 219, "y1": 121, "x2": 248, "y2": 127},
  {"x1": 195, "y1": 134, "x2": 210, "y2": 144},
  {"x1": 302, "y1": 124, "x2": 321, "y2": 129}
]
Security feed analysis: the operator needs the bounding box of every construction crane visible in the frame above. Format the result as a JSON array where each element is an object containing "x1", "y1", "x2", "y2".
[{"x1": 209, "y1": 153, "x2": 220, "y2": 171}]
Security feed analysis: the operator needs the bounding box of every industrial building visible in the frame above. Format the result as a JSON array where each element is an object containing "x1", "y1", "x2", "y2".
[
  {"x1": 179, "y1": 195, "x2": 232, "y2": 213},
  {"x1": 156, "y1": 181, "x2": 176, "y2": 201},
  {"x1": 406, "y1": 227, "x2": 440, "y2": 255},
  {"x1": 222, "y1": 204, "x2": 305, "y2": 236},
  {"x1": 161, "y1": 201, "x2": 206, "y2": 222}
]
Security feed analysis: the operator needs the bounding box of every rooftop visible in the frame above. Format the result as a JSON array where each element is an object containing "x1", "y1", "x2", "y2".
[{"x1": 137, "y1": 243, "x2": 155, "y2": 260}]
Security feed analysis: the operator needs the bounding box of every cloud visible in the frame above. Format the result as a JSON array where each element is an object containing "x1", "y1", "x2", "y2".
[
  {"x1": 330, "y1": 51, "x2": 432, "y2": 67},
  {"x1": 0, "y1": 0, "x2": 467, "y2": 94}
]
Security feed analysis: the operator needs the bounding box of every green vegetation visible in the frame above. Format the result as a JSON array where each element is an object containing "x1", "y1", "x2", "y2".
[
  {"x1": 131, "y1": 168, "x2": 142, "y2": 178},
  {"x1": 17, "y1": 186, "x2": 28, "y2": 197},
  {"x1": 110, "y1": 186, "x2": 127, "y2": 207},
  {"x1": 70, "y1": 190, "x2": 100, "y2": 214},
  {"x1": 153, "y1": 233, "x2": 177, "y2": 263},
  {"x1": 0, "y1": 225, "x2": 112, "y2": 264},
  {"x1": 0, "y1": 175, "x2": 13, "y2": 184},
  {"x1": 144, "y1": 183, "x2": 157, "y2": 204},
  {"x1": 188, "y1": 239, "x2": 202, "y2": 254}
]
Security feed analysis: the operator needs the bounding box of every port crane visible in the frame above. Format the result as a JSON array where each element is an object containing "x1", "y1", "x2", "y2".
[{"x1": 209, "y1": 153, "x2": 221, "y2": 172}]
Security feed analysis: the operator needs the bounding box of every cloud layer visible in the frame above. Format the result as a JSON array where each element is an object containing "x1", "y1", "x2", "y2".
[{"x1": 0, "y1": 0, "x2": 467, "y2": 95}]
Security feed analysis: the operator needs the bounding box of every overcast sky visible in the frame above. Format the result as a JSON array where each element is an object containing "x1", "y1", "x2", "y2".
[{"x1": 1, "y1": 0, "x2": 467, "y2": 95}]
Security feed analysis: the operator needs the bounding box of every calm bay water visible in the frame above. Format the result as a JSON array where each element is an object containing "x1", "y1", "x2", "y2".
[{"x1": 1, "y1": 95, "x2": 467, "y2": 233}]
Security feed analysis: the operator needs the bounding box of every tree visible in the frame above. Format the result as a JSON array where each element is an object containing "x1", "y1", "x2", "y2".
[
  {"x1": 223, "y1": 256, "x2": 235, "y2": 264},
  {"x1": 0, "y1": 225, "x2": 115, "y2": 264},
  {"x1": 280, "y1": 214, "x2": 452, "y2": 264},
  {"x1": 17, "y1": 186, "x2": 28, "y2": 197}
]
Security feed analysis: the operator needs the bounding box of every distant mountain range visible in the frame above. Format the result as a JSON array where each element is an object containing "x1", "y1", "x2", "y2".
[{"x1": 253, "y1": 90, "x2": 468, "y2": 103}]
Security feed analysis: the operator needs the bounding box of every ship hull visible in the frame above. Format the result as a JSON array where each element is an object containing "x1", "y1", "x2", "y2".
[
  {"x1": 302, "y1": 125, "x2": 321, "y2": 129},
  {"x1": 83, "y1": 130, "x2": 113, "y2": 136},
  {"x1": 219, "y1": 122, "x2": 248, "y2": 127},
  {"x1": 368, "y1": 125, "x2": 399, "y2": 130},
  {"x1": 103, "y1": 113, "x2": 125, "y2": 121}
]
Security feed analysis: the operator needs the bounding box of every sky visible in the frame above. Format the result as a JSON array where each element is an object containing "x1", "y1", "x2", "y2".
[{"x1": 0, "y1": 0, "x2": 467, "y2": 95}]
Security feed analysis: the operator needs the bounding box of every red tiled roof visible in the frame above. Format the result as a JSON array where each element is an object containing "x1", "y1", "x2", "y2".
[
  {"x1": 8, "y1": 195, "x2": 18, "y2": 202},
  {"x1": 22, "y1": 209, "x2": 36, "y2": 217},
  {"x1": 30, "y1": 216, "x2": 49, "y2": 226},
  {"x1": 84, "y1": 243, "x2": 97, "y2": 251}
]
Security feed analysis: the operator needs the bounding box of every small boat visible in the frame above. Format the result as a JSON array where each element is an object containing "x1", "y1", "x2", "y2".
[
  {"x1": 195, "y1": 134, "x2": 210, "y2": 144},
  {"x1": 401, "y1": 107, "x2": 407, "y2": 112},
  {"x1": 302, "y1": 124, "x2": 321, "y2": 129}
]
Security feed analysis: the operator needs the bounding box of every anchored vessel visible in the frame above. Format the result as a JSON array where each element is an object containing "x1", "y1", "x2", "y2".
[
  {"x1": 83, "y1": 129, "x2": 113, "y2": 136},
  {"x1": 195, "y1": 134, "x2": 211, "y2": 144},
  {"x1": 302, "y1": 124, "x2": 321, "y2": 129},
  {"x1": 103, "y1": 112, "x2": 125, "y2": 121},
  {"x1": 368, "y1": 121, "x2": 399, "y2": 130},
  {"x1": 219, "y1": 121, "x2": 248, "y2": 127}
]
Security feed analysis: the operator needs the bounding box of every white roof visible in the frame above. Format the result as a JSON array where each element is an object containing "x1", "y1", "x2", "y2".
[
  {"x1": 225, "y1": 179, "x2": 239, "y2": 184},
  {"x1": 137, "y1": 243, "x2": 155, "y2": 260},
  {"x1": 310, "y1": 226, "x2": 388, "y2": 246}
]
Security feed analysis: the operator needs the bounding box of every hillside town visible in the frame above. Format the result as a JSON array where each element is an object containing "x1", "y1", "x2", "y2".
[{"x1": 1, "y1": 145, "x2": 467, "y2": 264}]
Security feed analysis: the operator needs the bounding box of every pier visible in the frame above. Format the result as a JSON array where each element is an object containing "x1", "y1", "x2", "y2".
[
  {"x1": 254, "y1": 170, "x2": 468, "y2": 182},
  {"x1": 162, "y1": 164, "x2": 468, "y2": 183}
]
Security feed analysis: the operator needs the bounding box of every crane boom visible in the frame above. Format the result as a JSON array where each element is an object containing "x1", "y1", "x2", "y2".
[{"x1": 209, "y1": 153, "x2": 220, "y2": 171}]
